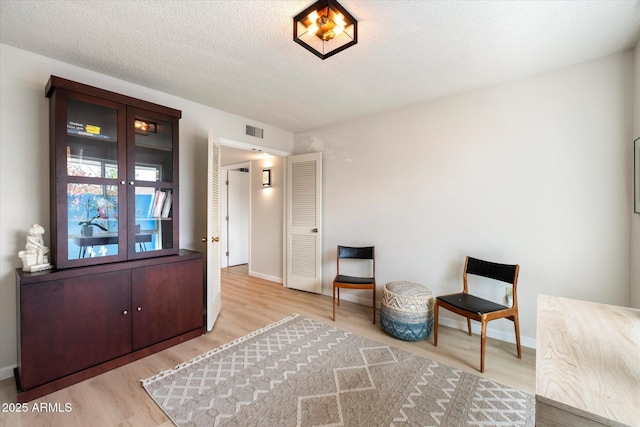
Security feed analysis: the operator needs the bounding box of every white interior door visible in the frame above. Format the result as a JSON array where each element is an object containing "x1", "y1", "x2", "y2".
[
  {"x1": 228, "y1": 169, "x2": 250, "y2": 266},
  {"x1": 206, "y1": 132, "x2": 222, "y2": 331},
  {"x1": 286, "y1": 152, "x2": 322, "y2": 293},
  {"x1": 220, "y1": 170, "x2": 229, "y2": 268}
]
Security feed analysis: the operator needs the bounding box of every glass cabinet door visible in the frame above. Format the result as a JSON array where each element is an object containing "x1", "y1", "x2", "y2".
[
  {"x1": 67, "y1": 183, "x2": 120, "y2": 260},
  {"x1": 133, "y1": 186, "x2": 173, "y2": 254},
  {"x1": 55, "y1": 92, "x2": 127, "y2": 268},
  {"x1": 47, "y1": 77, "x2": 181, "y2": 269},
  {"x1": 133, "y1": 116, "x2": 173, "y2": 183},
  {"x1": 66, "y1": 98, "x2": 119, "y2": 178},
  {"x1": 128, "y1": 110, "x2": 178, "y2": 257}
]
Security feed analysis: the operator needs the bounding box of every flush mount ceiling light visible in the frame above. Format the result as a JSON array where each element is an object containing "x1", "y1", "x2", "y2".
[{"x1": 293, "y1": 0, "x2": 357, "y2": 60}]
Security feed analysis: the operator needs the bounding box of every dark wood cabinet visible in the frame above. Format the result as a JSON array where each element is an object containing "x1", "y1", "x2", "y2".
[
  {"x1": 14, "y1": 77, "x2": 204, "y2": 403},
  {"x1": 16, "y1": 250, "x2": 204, "y2": 402},
  {"x1": 46, "y1": 76, "x2": 181, "y2": 269}
]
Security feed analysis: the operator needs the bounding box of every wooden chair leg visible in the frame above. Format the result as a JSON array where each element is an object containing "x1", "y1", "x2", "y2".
[
  {"x1": 372, "y1": 286, "x2": 376, "y2": 324},
  {"x1": 514, "y1": 314, "x2": 522, "y2": 358},
  {"x1": 480, "y1": 320, "x2": 487, "y2": 373},
  {"x1": 337, "y1": 288, "x2": 340, "y2": 306},
  {"x1": 467, "y1": 318, "x2": 472, "y2": 336},
  {"x1": 332, "y1": 285, "x2": 336, "y2": 321},
  {"x1": 433, "y1": 303, "x2": 439, "y2": 346}
]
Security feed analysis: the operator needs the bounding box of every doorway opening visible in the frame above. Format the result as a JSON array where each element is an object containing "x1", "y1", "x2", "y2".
[
  {"x1": 221, "y1": 165, "x2": 249, "y2": 268},
  {"x1": 219, "y1": 144, "x2": 286, "y2": 284}
]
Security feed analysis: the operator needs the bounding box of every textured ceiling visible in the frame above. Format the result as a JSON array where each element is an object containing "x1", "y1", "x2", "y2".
[{"x1": 1, "y1": 1, "x2": 639, "y2": 133}]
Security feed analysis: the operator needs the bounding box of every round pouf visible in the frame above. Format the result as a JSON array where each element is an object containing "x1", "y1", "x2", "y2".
[{"x1": 380, "y1": 281, "x2": 434, "y2": 341}]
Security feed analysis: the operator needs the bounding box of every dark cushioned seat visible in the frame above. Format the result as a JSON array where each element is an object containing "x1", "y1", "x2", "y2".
[
  {"x1": 335, "y1": 275, "x2": 374, "y2": 285},
  {"x1": 436, "y1": 293, "x2": 507, "y2": 315}
]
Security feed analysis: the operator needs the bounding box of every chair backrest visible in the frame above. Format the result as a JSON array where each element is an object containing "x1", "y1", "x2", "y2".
[
  {"x1": 338, "y1": 245, "x2": 374, "y2": 260},
  {"x1": 463, "y1": 256, "x2": 519, "y2": 296},
  {"x1": 465, "y1": 256, "x2": 518, "y2": 284},
  {"x1": 337, "y1": 246, "x2": 375, "y2": 276}
]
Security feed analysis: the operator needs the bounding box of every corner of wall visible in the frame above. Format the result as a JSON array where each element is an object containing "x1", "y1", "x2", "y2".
[{"x1": 630, "y1": 40, "x2": 640, "y2": 309}]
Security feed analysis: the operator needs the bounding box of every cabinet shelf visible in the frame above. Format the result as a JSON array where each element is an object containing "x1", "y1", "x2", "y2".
[{"x1": 67, "y1": 129, "x2": 115, "y2": 141}]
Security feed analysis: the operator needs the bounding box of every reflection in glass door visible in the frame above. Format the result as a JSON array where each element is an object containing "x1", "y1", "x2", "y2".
[
  {"x1": 64, "y1": 96, "x2": 122, "y2": 262},
  {"x1": 131, "y1": 113, "x2": 175, "y2": 254}
]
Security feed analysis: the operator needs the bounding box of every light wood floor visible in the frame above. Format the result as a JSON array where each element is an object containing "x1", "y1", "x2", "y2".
[{"x1": 0, "y1": 265, "x2": 535, "y2": 427}]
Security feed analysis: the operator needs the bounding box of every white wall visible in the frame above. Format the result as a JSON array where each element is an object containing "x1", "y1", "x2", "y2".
[
  {"x1": 295, "y1": 51, "x2": 635, "y2": 348},
  {"x1": 0, "y1": 44, "x2": 293, "y2": 380},
  {"x1": 250, "y1": 156, "x2": 284, "y2": 283},
  {"x1": 631, "y1": 40, "x2": 640, "y2": 308}
]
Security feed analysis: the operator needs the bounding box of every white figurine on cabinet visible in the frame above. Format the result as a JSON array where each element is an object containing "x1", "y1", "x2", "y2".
[{"x1": 18, "y1": 224, "x2": 53, "y2": 272}]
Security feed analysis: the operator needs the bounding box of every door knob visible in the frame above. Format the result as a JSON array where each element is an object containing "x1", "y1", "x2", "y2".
[
  {"x1": 201, "y1": 237, "x2": 207, "y2": 243},
  {"x1": 312, "y1": 228, "x2": 318, "y2": 233},
  {"x1": 212, "y1": 236, "x2": 220, "y2": 242}
]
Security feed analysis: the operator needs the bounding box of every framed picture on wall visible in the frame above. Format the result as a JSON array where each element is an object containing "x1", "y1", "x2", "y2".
[{"x1": 636, "y1": 137, "x2": 640, "y2": 214}]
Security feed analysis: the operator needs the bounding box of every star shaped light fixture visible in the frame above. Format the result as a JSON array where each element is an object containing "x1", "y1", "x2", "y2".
[{"x1": 293, "y1": 0, "x2": 358, "y2": 60}]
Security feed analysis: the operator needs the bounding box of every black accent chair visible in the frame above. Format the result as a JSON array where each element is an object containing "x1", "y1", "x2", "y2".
[
  {"x1": 332, "y1": 246, "x2": 376, "y2": 324},
  {"x1": 434, "y1": 256, "x2": 521, "y2": 373}
]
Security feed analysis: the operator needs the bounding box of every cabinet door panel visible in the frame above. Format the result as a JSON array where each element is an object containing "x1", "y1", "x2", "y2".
[
  {"x1": 127, "y1": 107, "x2": 179, "y2": 260},
  {"x1": 52, "y1": 88, "x2": 128, "y2": 269},
  {"x1": 131, "y1": 258, "x2": 203, "y2": 350},
  {"x1": 20, "y1": 271, "x2": 131, "y2": 389}
]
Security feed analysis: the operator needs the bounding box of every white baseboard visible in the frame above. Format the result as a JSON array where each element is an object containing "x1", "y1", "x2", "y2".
[
  {"x1": 249, "y1": 270, "x2": 283, "y2": 284},
  {"x1": 326, "y1": 291, "x2": 536, "y2": 349},
  {"x1": 0, "y1": 364, "x2": 16, "y2": 381}
]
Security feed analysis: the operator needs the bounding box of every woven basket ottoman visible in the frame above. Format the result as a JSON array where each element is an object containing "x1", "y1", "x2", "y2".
[{"x1": 380, "y1": 281, "x2": 434, "y2": 341}]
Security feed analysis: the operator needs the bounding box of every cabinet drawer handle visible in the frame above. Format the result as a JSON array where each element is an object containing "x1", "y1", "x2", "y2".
[
  {"x1": 122, "y1": 310, "x2": 128, "y2": 315},
  {"x1": 137, "y1": 306, "x2": 142, "y2": 312}
]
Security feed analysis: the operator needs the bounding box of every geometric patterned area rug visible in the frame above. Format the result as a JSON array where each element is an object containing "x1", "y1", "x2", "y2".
[{"x1": 141, "y1": 314, "x2": 535, "y2": 427}]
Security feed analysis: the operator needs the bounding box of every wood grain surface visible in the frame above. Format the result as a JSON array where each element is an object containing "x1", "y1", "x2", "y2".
[{"x1": 536, "y1": 294, "x2": 640, "y2": 427}]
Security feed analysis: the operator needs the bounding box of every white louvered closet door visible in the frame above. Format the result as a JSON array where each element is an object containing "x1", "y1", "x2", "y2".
[
  {"x1": 206, "y1": 132, "x2": 222, "y2": 331},
  {"x1": 286, "y1": 152, "x2": 322, "y2": 293}
]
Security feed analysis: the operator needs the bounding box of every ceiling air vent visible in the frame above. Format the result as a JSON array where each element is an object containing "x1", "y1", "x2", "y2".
[{"x1": 245, "y1": 124, "x2": 264, "y2": 139}]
